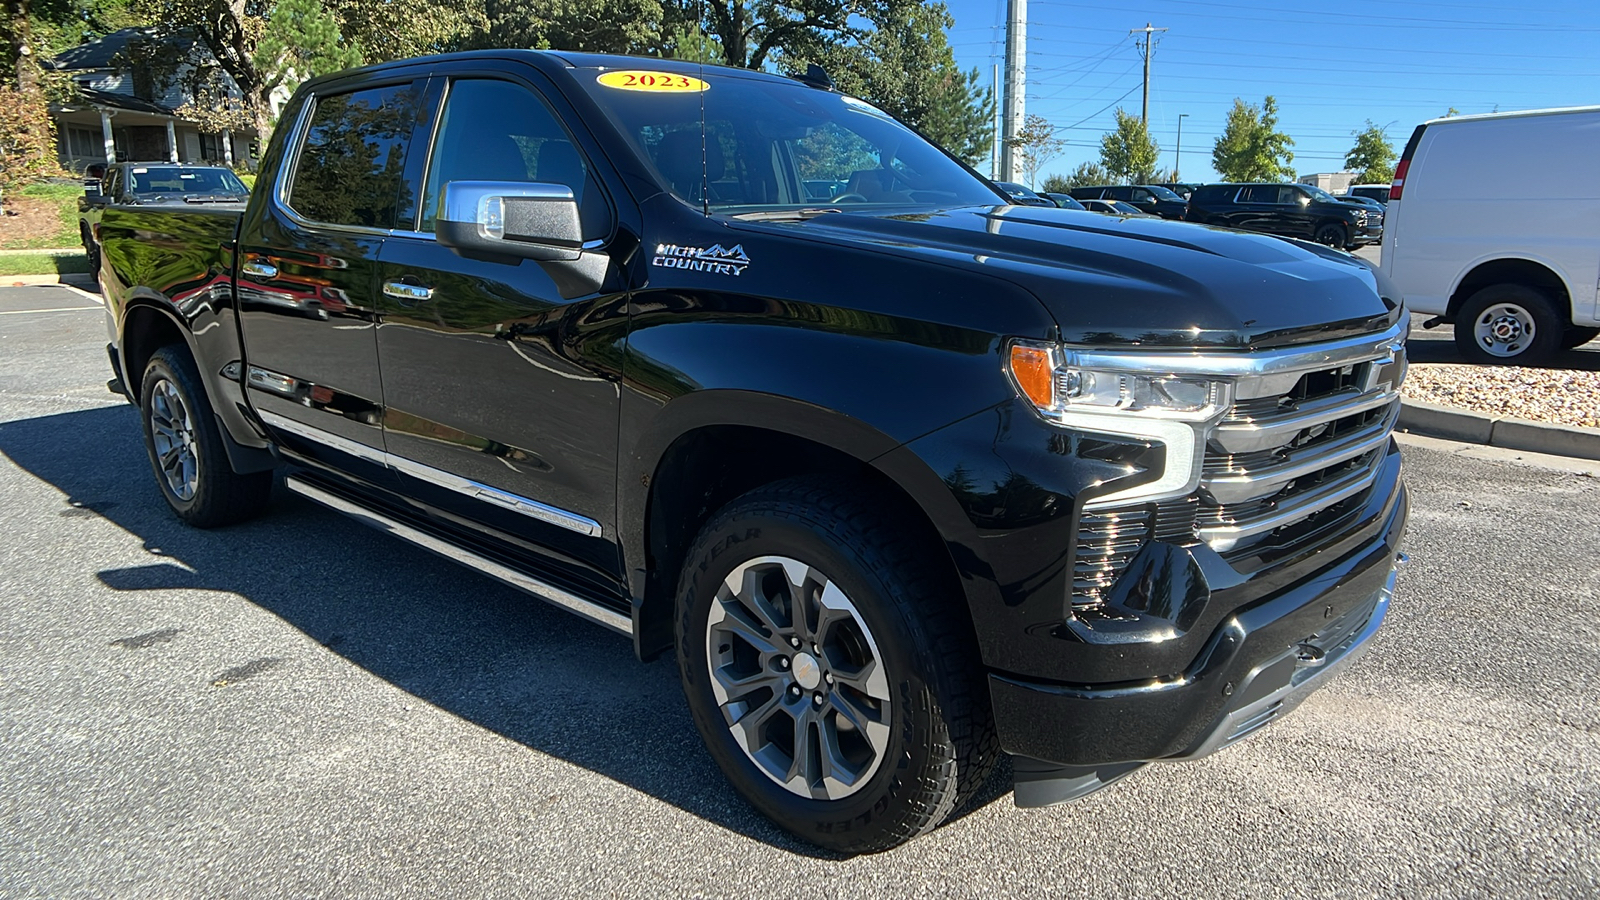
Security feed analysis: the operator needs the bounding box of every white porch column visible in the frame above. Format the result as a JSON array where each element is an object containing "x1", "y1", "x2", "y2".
[
  {"x1": 100, "y1": 111, "x2": 115, "y2": 164},
  {"x1": 166, "y1": 119, "x2": 178, "y2": 162},
  {"x1": 221, "y1": 127, "x2": 234, "y2": 166}
]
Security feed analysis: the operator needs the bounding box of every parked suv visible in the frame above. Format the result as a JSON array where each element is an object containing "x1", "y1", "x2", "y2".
[
  {"x1": 1186, "y1": 182, "x2": 1380, "y2": 249},
  {"x1": 1347, "y1": 183, "x2": 1391, "y2": 205},
  {"x1": 1067, "y1": 184, "x2": 1187, "y2": 219}
]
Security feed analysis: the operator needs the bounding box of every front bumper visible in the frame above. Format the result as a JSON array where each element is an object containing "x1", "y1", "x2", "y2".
[{"x1": 990, "y1": 483, "x2": 1407, "y2": 767}]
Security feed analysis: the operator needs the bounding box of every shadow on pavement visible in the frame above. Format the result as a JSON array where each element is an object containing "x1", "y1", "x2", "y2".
[
  {"x1": 1405, "y1": 329, "x2": 1600, "y2": 371},
  {"x1": 0, "y1": 404, "x2": 1010, "y2": 857}
]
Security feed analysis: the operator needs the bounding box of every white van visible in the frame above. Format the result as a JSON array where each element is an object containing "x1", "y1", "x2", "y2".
[{"x1": 1380, "y1": 106, "x2": 1600, "y2": 364}]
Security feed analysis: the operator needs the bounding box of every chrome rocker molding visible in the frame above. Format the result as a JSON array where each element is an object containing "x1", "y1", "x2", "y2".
[
  {"x1": 257, "y1": 409, "x2": 603, "y2": 537},
  {"x1": 284, "y1": 474, "x2": 633, "y2": 636}
]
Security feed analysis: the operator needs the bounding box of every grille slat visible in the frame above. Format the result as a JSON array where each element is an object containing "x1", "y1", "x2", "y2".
[{"x1": 1068, "y1": 328, "x2": 1405, "y2": 606}]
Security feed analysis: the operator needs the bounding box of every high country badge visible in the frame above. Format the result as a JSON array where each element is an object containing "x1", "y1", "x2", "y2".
[{"x1": 652, "y1": 243, "x2": 751, "y2": 276}]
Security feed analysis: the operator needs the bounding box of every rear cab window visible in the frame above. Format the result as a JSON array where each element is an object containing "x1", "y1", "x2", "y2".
[{"x1": 285, "y1": 82, "x2": 423, "y2": 229}]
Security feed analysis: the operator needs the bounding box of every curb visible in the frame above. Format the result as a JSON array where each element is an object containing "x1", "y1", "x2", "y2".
[
  {"x1": 4, "y1": 273, "x2": 96, "y2": 288},
  {"x1": 1398, "y1": 399, "x2": 1600, "y2": 462}
]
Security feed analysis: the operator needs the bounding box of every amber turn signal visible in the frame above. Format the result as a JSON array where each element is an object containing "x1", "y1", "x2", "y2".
[{"x1": 1009, "y1": 344, "x2": 1055, "y2": 409}]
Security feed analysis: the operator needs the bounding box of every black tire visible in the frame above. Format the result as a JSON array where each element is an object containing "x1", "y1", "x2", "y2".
[
  {"x1": 1314, "y1": 222, "x2": 1348, "y2": 247},
  {"x1": 1560, "y1": 326, "x2": 1600, "y2": 350},
  {"x1": 675, "y1": 476, "x2": 997, "y2": 853},
  {"x1": 1453, "y1": 284, "x2": 1563, "y2": 366},
  {"x1": 139, "y1": 345, "x2": 272, "y2": 527}
]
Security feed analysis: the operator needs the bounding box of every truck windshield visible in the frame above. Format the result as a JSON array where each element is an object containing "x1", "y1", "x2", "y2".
[
  {"x1": 126, "y1": 166, "x2": 248, "y2": 197},
  {"x1": 574, "y1": 68, "x2": 1004, "y2": 214}
]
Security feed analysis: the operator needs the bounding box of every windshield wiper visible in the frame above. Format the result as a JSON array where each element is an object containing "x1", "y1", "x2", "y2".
[{"x1": 727, "y1": 207, "x2": 843, "y2": 222}]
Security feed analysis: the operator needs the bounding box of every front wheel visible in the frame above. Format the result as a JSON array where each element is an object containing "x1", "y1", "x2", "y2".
[
  {"x1": 139, "y1": 346, "x2": 273, "y2": 527},
  {"x1": 1314, "y1": 222, "x2": 1348, "y2": 247},
  {"x1": 675, "y1": 477, "x2": 996, "y2": 853},
  {"x1": 1454, "y1": 284, "x2": 1563, "y2": 365}
]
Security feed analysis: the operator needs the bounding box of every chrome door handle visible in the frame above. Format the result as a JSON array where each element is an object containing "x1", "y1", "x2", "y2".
[
  {"x1": 382, "y1": 280, "x2": 435, "y2": 303},
  {"x1": 241, "y1": 259, "x2": 278, "y2": 279}
]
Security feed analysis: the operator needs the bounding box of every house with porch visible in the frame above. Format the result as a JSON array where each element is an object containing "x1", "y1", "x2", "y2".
[{"x1": 46, "y1": 28, "x2": 276, "y2": 173}]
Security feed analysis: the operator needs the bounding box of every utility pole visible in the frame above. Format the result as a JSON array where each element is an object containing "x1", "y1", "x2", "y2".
[
  {"x1": 1001, "y1": 0, "x2": 1026, "y2": 182},
  {"x1": 1175, "y1": 113, "x2": 1188, "y2": 181},
  {"x1": 1130, "y1": 22, "x2": 1167, "y2": 127},
  {"x1": 992, "y1": 63, "x2": 1001, "y2": 180}
]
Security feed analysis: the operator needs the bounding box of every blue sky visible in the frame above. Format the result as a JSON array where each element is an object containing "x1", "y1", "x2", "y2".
[{"x1": 942, "y1": 0, "x2": 1600, "y2": 183}]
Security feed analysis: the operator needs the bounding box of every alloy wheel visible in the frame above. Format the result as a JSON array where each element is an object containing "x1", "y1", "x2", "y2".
[
  {"x1": 705, "y1": 555, "x2": 892, "y2": 801},
  {"x1": 148, "y1": 378, "x2": 199, "y2": 501}
]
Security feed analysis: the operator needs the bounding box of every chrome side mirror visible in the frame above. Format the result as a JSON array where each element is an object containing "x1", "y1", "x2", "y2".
[{"x1": 435, "y1": 181, "x2": 583, "y2": 262}]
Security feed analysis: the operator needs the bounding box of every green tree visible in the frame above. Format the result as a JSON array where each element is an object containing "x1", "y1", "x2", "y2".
[
  {"x1": 479, "y1": 0, "x2": 660, "y2": 55},
  {"x1": 1013, "y1": 113, "x2": 1060, "y2": 188},
  {"x1": 328, "y1": 0, "x2": 480, "y2": 62},
  {"x1": 804, "y1": 2, "x2": 991, "y2": 166},
  {"x1": 1098, "y1": 107, "x2": 1157, "y2": 183},
  {"x1": 1212, "y1": 95, "x2": 1295, "y2": 182},
  {"x1": 690, "y1": 0, "x2": 880, "y2": 71},
  {"x1": 256, "y1": 0, "x2": 362, "y2": 96},
  {"x1": 1041, "y1": 160, "x2": 1111, "y2": 192},
  {"x1": 1344, "y1": 119, "x2": 1395, "y2": 185}
]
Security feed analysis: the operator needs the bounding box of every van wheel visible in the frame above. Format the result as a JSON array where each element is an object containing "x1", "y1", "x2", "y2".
[
  {"x1": 139, "y1": 345, "x2": 273, "y2": 527},
  {"x1": 1314, "y1": 222, "x2": 1348, "y2": 247},
  {"x1": 675, "y1": 476, "x2": 997, "y2": 853},
  {"x1": 1560, "y1": 327, "x2": 1599, "y2": 350},
  {"x1": 1455, "y1": 284, "x2": 1563, "y2": 365}
]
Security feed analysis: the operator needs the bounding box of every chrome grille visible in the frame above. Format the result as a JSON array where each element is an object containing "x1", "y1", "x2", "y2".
[
  {"x1": 1069, "y1": 322, "x2": 1406, "y2": 606},
  {"x1": 1196, "y1": 342, "x2": 1406, "y2": 554}
]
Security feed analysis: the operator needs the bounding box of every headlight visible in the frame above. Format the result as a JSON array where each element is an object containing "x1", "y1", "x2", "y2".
[{"x1": 1009, "y1": 340, "x2": 1232, "y2": 507}]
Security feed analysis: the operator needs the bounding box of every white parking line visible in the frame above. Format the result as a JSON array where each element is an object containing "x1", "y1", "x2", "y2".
[
  {"x1": 0, "y1": 306, "x2": 103, "y2": 315},
  {"x1": 59, "y1": 285, "x2": 104, "y2": 305}
]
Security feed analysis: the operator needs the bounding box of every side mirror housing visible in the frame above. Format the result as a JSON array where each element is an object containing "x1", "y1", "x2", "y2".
[{"x1": 435, "y1": 181, "x2": 583, "y2": 263}]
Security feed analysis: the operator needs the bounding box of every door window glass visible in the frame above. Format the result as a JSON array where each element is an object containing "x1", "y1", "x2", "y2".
[
  {"x1": 288, "y1": 83, "x2": 420, "y2": 229},
  {"x1": 420, "y1": 79, "x2": 608, "y2": 237}
]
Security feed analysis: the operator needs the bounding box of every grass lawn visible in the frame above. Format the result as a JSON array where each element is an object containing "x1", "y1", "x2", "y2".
[
  {"x1": 0, "y1": 250, "x2": 89, "y2": 278},
  {"x1": 0, "y1": 182, "x2": 85, "y2": 250}
]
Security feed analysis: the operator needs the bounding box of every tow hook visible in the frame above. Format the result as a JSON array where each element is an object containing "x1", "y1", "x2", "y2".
[{"x1": 1421, "y1": 316, "x2": 1446, "y2": 329}]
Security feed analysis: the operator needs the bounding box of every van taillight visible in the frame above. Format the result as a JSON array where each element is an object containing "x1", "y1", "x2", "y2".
[
  {"x1": 1392, "y1": 124, "x2": 1427, "y2": 201},
  {"x1": 1389, "y1": 159, "x2": 1409, "y2": 200}
]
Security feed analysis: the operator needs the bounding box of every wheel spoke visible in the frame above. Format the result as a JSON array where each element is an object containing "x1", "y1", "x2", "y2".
[
  {"x1": 831, "y1": 656, "x2": 891, "y2": 701},
  {"x1": 727, "y1": 688, "x2": 785, "y2": 750},
  {"x1": 723, "y1": 562, "x2": 790, "y2": 636},
  {"x1": 783, "y1": 705, "x2": 820, "y2": 792}
]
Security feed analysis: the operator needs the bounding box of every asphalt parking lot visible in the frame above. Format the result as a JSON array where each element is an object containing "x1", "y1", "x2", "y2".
[{"x1": 2, "y1": 284, "x2": 1598, "y2": 898}]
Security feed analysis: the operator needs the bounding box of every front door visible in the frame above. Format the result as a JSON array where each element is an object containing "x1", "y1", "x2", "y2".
[{"x1": 373, "y1": 75, "x2": 628, "y2": 595}]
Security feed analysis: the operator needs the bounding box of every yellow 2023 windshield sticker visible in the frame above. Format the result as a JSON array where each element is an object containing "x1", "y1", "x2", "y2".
[{"x1": 597, "y1": 70, "x2": 709, "y2": 93}]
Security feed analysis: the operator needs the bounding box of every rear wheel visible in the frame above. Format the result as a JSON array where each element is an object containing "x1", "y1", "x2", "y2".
[
  {"x1": 139, "y1": 346, "x2": 273, "y2": 527},
  {"x1": 676, "y1": 476, "x2": 996, "y2": 853},
  {"x1": 1454, "y1": 284, "x2": 1563, "y2": 365},
  {"x1": 1314, "y1": 222, "x2": 1348, "y2": 247}
]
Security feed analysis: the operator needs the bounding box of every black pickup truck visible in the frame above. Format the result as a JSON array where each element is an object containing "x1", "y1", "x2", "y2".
[
  {"x1": 95, "y1": 50, "x2": 1409, "y2": 853},
  {"x1": 78, "y1": 163, "x2": 250, "y2": 274}
]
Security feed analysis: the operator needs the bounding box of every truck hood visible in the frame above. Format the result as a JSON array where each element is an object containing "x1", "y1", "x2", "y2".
[{"x1": 778, "y1": 205, "x2": 1398, "y2": 349}]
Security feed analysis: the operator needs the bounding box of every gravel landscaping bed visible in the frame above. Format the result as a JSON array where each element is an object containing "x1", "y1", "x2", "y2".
[{"x1": 1402, "y1": 363, "x2": 1600, "y2": 429}]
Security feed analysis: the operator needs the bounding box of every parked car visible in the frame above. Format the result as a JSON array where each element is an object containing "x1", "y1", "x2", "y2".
[
  {"x1": 1186, "y1": 182, "x2": 1380, "y2": 250},
  {"x1": 1152, "y1": 182, "x2": 1200, "y2": 200},
  {"x1": 1067, "y1": 184, "x2": 1187, "y2": 219},
  {"x1": 1080, "y1": 198, "x2": 1155, "y2": 217},
  {"x1": 1380, "y1": 106, "x2": 1600, "y2": 364},
  {"x1": 1040, "y1": 191, "x2": 1086, "y2": 210},
  {"x1": 79, "y1": 162, "x2": 249, "y2": 275},
  {"x1": 95, "y1": 50, "x2": 1409, "y2": 853},
  {"x1": 993, "y1": 181, "x2": 1055, "y2": 207},
  {"x1": 1347, "y1": 183, "x2": 1391, "y2": 205}
]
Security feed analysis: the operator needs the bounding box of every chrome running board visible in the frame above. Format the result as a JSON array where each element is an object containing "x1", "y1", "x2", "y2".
[{"x1": 284, "y1": 474, "x2": 633, "y2": 637}]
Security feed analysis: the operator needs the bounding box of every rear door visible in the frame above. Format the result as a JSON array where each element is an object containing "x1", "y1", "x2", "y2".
[
  {"x1": 372, "y1": 71, "x2": 629, "y2": 594},
  {"x1": 237, "y1": 79, "x2": 425, "y2": 485}
]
